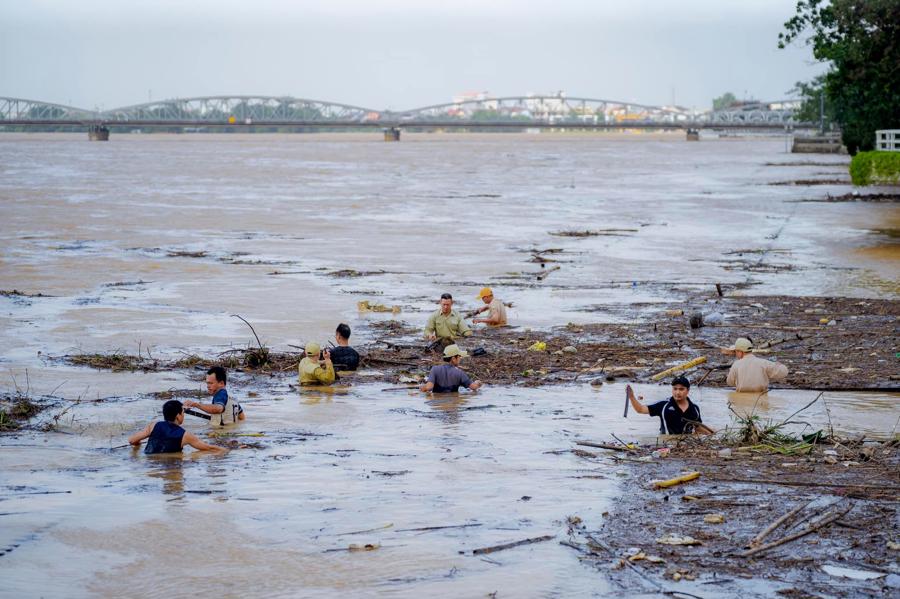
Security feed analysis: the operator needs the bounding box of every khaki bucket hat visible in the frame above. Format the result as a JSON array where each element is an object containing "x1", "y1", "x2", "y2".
[
  {"x1": 726, "y1": 338, "x2": 753, "y2": 352},
  {"x1": 305, "y1": 342, "x2": 321, "y2": 356},
  {"x1": 443, "y1": 344, "x2": 468, "y2": 359}
]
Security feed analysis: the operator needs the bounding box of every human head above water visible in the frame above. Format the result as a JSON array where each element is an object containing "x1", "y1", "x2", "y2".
[
  {"x1": 439, "y1": 293, "x2": 453, "y2": 314},
  {"x1": 163, "y1": 400, "x2": 184, "y2": 422},
  {"x1": 207, "y1": 366, "x2": 227, "y2": 385},
  {"x1": 336, "y1": 323, "x2": 351, "y2": 341},
  {"x1": 671, "y1": 375, "x2": 690, "y2": 400}
]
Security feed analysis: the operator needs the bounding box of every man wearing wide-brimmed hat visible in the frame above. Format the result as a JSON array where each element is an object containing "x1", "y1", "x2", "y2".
[
  {"x1": 420, "y1": 344, "x2": 482, "y2": 393},
  {"x1": 723, "y1": 337, "x2": 788, "y2": 393}
]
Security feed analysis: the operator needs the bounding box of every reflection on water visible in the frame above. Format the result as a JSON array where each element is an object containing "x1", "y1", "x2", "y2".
[
  {"x1": 0, "y1": 134, "x2": 896, "y2": 596},
  {"x1": 1, "y1": 380, "x2": 895, "y2": 597}
]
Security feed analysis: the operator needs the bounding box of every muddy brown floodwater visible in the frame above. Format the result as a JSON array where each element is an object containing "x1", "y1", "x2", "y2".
[{"x1": 0, "y1": 132, "x2": 897, "y2": 598}]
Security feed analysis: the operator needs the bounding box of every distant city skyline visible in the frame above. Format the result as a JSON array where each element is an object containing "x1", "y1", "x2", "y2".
[{"x1": 1, "y1": 0, "x2": 823, "y2": 112}]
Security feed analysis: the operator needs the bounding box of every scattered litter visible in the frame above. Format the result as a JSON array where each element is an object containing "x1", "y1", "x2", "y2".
[
  {"x1": 652, "y1": 472, "x2": 700, "y2": 489},
  {"x1": 357, "y1": 300, "x2": 400, "y2": 314},
  {"x1": 348, "y1": 543, "x2": 380, "y2": 552},
  {"x1": 527, "y1": 341, "x2": 547, "y2": 352},
  {"x1": 656, "y1": 534, "x2": 702, "y2": 546},
  {"x1": 821, "y1": 565, "x2": 886, "y2": 580}
]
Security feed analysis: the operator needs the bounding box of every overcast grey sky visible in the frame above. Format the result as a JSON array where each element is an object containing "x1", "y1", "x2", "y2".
[{"x1": 1, "y1": 0, "x2": 823, "y2": 111}]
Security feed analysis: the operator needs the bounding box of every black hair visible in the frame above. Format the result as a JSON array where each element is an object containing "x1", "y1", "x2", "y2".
[
  {"x1": 671, "y1": 375, "x2": 691, "y2": 389},
  {"x1": 163, "y1": 400, "x2": 184, "y2": 422},
  {"x1": 443, "y1": 356, "x2": 453, "y2": 362},
  {"x1": 207, "y1": 365, "x2": 227, "y2": 385},
  {"x1": 336, "y1": 323, "x2": 351, "y2": 340},
  {"x1": 440, "y1": 293, "x2": 453, "y2": 300}
]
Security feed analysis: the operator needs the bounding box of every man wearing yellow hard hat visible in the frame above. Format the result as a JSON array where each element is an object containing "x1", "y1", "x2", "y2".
[{"x1": 471, "y1": 287, "x2": 508, "y2": 326}]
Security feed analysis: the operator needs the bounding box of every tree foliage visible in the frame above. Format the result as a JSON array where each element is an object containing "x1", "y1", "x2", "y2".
[
  {"x1": 779, "y1": 0, "x2": 900, "y2": 154},
  {"x1": 788, "y1": 74, "x2": 836, "y2": 129},
  {"x1": 712, "y1": 92, "x2": 737, "y2": 111}
]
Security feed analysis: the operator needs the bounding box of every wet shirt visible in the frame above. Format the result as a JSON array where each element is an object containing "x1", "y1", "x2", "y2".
[
  {"x1": 726, "y1": 354, "x2": 788, "y2": 392},
  {"x1": 299, "y1": 356, "x2": 336, "y2": 385},
  {"x1": 424, "y1": 310, "x2": 472, "y2": 340},
  {"x1": 426, "y1": 363, "x2": 473, "y2": 393},
  {"x1": 145, "y1": 421, "x2": 185, "y2": 454},
  {"x1": 330, "y1": 346, "x2": 360, "y2": 371},
  {"x1": 485, "y1": 298, "x2": 508, "y2": 326},
  {"x1": 647, "y1": 397, "x2": 702, "y2": 435},
  {"x1": 210, "y1": 388, "x2": 243, "y2": 426}
]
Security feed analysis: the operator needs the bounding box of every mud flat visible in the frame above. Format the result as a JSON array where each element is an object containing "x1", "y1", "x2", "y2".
[{"x1": 564, "y1": 435, "x2": 899, "y2": 598}]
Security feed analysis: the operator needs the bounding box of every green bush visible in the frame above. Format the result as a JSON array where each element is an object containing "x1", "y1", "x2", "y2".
[{"x1": 850, "y1": 151, "x2": 900, "y2": 186}]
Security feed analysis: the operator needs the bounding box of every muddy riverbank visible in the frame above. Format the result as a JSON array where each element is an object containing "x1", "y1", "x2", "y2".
[{"x1": 564, "y1": 435, "x2": 899, "y2": 598}]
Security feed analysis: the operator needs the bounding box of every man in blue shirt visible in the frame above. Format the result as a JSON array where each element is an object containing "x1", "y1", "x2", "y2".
[
  {"x1": 184, "y1": 366, "x2": 245, "y2": 426},
  {"x1": 625, "y1": 376, "x2": 706, "y2": 435},
  {"x1": 420, "y1": 344, "x2": 483, "y2": 393},
  {"x1": 128, "y1": 400, "x2": 225, "y2": 454}
]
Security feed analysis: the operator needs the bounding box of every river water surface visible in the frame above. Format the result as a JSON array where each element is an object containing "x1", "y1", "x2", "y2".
[{"x1": 0, "y1": 132, "x2": 897, "y2": 597}]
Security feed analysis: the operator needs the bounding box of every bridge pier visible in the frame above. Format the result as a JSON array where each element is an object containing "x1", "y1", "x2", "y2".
[
  {"x1": 383, "y1": 127, "x2": 401, "y2": 142},
  {"x1": 686, "y1": 128, "x2": 699, "y2": 141},
  {"x1": 88, "y1": 124, "x2": 109, "y2": 141}
]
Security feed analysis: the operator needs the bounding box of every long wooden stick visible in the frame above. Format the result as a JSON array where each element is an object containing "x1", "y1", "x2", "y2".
[
  {"x1": 710, "y1": 477, "x2": 900, "y2": 491},
  {"x1": 651, "y1": 356, "x2": 707, "y2": 381},
  {"x1": 749, "y1": 501, "x2": 811, "y2": 547},
  {"x1": 472, "y1": 535, "x2": 554, "y2": 555},
  {"x1": 740, "y1": 504, "x2": 853, "y2": 557}
]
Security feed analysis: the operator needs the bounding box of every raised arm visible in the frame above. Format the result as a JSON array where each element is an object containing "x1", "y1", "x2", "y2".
[
  {"x1": 183, "y1": 400, "x2": 224, "y2": 414},
  {"x1": 182, "y1": 431, "x2": 227, "y2": 453},
  {"x1": 128, "y1": 422, "x2": 154, "y2": 446},
  {"x1": 626, "y1": 385, "x2": 649, "y2": 415}
]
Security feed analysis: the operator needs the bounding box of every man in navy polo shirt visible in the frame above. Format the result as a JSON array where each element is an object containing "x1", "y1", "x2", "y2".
[
  {"x1": 626, "y1": 376, "x2": 704, "y2": 434},
  {"x1": 420, "y1": 344, "x2": 483, "y2": 393}
]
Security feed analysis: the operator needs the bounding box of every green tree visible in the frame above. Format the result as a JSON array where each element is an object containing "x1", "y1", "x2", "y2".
[
  {"x1": 712, "y1": 92, "x2": 737, "y2": 111},
  {"x1": 779, "y1": 0, "x2": 900, "y2": 154},
  {"x1": 788, "y1": 74, "x2": 836, "y2": 130}
]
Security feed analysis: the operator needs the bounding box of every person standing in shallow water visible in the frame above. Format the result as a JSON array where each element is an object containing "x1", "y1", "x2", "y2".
[
  {"x1": 471, "y1": 287, "x2": 508, "y2": 327},
  {"x1": 723, "y1": 337, "x2": 788, "y2": 393},
  {"x1": 625, "y1": 376, "x2": 707, "y2": 435},
  {"x1": 184, "y1": 366, "x2": 245, "y2": 426},
  {"x1": 128, "y1": 400, "x2": 226, "y2": 454},
  {"x1": 420, "y1": 344, "x2": 482, "y2": 393},
  {"x1": 424, "y1": 293, "x2": 472, "y2": 348},
  {"x1": 329, "y1": 323, "x2": 360, "y2": 371}
]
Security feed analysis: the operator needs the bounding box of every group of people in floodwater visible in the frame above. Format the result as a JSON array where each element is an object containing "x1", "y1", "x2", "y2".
[{"x1": 128, "y1": 286, "x2": 788, "y2": 454}]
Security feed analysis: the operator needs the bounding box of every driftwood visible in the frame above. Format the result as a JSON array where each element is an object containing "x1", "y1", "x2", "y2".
[
  {"x1": 396, "y1": 523, "x2": 482, "y2": 533},
  {"x1": 740, "y1": 503, "x2": 853, "y2": 557},
  {"x1": 651, "y1": 356, "x2": 707, "y2": 381},
  {"x1": 749, "y1": 500, "x2": 811, "y2": 547},
  {"x1": 471, "y1": 534, "x2": 554, "y2": 555},
  {"x1": 710, "y1": 477, "x2": 900, "y2": 491},
  {"x1": 576, "y1": 441, "x2": 633, "y2": 452}
]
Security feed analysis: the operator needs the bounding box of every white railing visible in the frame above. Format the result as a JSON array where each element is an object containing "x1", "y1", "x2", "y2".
[{"x1": 875, "y1": 130, "x2": 900, "y2": 151}]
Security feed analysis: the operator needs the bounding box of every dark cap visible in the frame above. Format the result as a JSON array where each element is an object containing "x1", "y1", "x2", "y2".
[{"x1": 671, "y1": 375, "x2": 691, "y2": 389}]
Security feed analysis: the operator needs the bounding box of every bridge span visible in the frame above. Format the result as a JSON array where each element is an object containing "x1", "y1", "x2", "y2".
[{"x1": 0, "y1": 94, "x2": 813, "y2": 140}]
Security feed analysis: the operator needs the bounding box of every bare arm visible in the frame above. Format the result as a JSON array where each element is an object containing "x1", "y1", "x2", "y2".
[
  {"x1": 420, "y1": 381, "x2": 435, "y2": 393},
  {"x1": 468, "y1": 380, "x2": 482, "y2": 391},
  {"x1": 626, "y1": 385, "x2": 649, "y2": 415},
  {"x1": 182, "y1": 431, "x2": 227, "y2": 453},
  {"x1": 474, "y1": 312, "x2": 501, "y2": 325},
  {"x1": 765, "y1": 360, "x2": 788, "y2": 382},
  {"x1": 128, "y1": 422, "x2": 153, "y2": 446},
  {"x1": 424, "y1": 314, "x2": 437, "y2": 340},
  {"x1": 725, "y1": 363, "x2": 737, "y2": 387},
  {"x1": 183, "y1": 400, "x2": 224, "y2": 414}
]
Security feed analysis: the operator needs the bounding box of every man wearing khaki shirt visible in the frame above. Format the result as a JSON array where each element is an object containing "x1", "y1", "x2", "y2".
[
  {"x1": 723, "y1": 337, "x2": 788, "y2": 392},
  {"x1": 424, "y1": 293, "x2": 472, "y2": 345},
  {"x1": 472, "y1": 287, "x2": 508, "y2": 327}
]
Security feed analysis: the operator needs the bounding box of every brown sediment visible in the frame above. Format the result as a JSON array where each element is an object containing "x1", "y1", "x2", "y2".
[
  {"x1": 793, "y1": 192, "x2": 900, "y2": 203},
  {"x1": 59, "y1": 295, "x2": 898, "y2": 391},
  {"x1": 563, "y1": 435, "x2": 899, "y2": 596}
]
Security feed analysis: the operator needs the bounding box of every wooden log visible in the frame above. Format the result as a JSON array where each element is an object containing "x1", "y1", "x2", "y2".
[
  {"x1": 650, "y1": 356, "x2": 707, "y2": 381},
  {"x1": 471, "y1": 535, "x2": 555, "y2": 555},
  {"x1": 652, "y1": 472, "x2": 701, "y2": 489}
]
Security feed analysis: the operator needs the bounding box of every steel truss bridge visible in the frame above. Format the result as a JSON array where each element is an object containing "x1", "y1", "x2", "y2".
[{"x1": 0, "y1": 94, "x2": 811, "y2": 132}]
